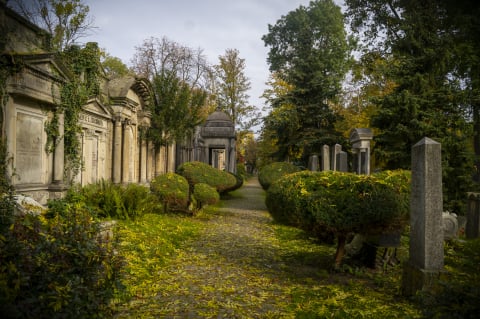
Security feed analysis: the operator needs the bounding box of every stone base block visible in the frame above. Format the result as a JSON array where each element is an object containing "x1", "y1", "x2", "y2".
[{"x1": 401, "y1": 262, "x2": 447, "y2": 296}]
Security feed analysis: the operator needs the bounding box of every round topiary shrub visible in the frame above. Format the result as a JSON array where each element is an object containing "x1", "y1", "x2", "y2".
[
  {"x1": 150, "y1": 173, "x2": 189, "y2": 213},
  {"x1": 266, "y1": 170, "x2": 411, "y2": 266},
  {"x1": 193, "y1": 183, "x2": 220, "y2": 211},
  {"x1": 177, "y1": 161, "x2": 237, "y2": 194},
  {"x1": 258, "y1": 162, "x2": 301, "y2": 190}
]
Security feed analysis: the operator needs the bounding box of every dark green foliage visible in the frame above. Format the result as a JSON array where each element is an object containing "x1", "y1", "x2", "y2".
[
  {"x1": 150, "y1": 173, "x2": 190, "y2": 213},
  {"x1": 177, "y1": 161, "x2": 237, "y2": 194},
  {"x1": 345, "y1": 0, "x2": 476, "y2": 215},
  {"x1": 148, "y1": 72, "x2": 207, "y2": 147},
  {"x1": 258, "y1": 161, "x2": 301, "y2": 190},
  {"x1": 262, "y1": 0, "x2": 353, "y2": 161},
  {"x1": 0, "y1": 207, "x2": 123, "y2": 318},
  {"x1": 265, "y1": 170, "x2": 411, "y2": 265},
  {"x1": 193, "y1": 183, "x2": 219, "y2": 210}
]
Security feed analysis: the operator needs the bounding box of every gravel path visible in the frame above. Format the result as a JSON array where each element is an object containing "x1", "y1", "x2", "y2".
[{"x1": 153, "y1": 178, "x2": 292, "y2": 318}]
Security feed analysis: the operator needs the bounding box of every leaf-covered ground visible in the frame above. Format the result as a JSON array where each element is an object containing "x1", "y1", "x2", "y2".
[{"x1": 112, "y1": 178, "x2": 468, "y2": 318}]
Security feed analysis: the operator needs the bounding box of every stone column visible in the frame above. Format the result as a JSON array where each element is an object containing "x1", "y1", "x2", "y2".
[
  {"x1": 402, "y1": 137, "x2": 444, "y2": 296},
  {"x1": 112, "y1": 117, "x2": 122, "y2": 183},
  {"x1": 146, "y1": 141, "x2": 153, "y2": 182},
  {"x1": 52, "y1": 112, "x2": 65, "y2": 185},
  {"x1": 122, "y1": 120, "x2": 131, "y2": 183},
  {"x1": 140, "y1": 137, "x2": 147, "y2": 183}
]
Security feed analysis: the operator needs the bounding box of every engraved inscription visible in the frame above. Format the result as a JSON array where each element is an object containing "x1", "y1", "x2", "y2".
[{"x1": 16, "y1": 113, "x2": 43, "y2": 184}]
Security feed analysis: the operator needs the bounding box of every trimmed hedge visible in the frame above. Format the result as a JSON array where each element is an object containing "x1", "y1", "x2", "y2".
[
  {"x1": 150, "y1": 173, "x2": 190, "y2": 213},
  {"x1": 258, "y1": 162, "x2": 301, "y2": 190},
  {"x1": 193, "y1": 183, "x2": 220, "y2": 210},
  {"x1": 177, "y1": 161, "x2": 237, "y2": 194},
  {"x1": 265, "y1": 170, "x2": 411, "y2": 266}
]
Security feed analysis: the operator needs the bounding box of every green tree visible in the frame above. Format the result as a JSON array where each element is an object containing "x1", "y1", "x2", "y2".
[
  {"x1": 262, "y1": 0, "x2": 353, "y2": 163},
  {"x1": 215, "y1": 48, "x2": 259, "y2": 131},
  {"x1": 131, "y1": 37, "x2": 212, "y2": 146},
  {"x1": 345, "y1": 0, "x2": 476, "y2": 214},
  {"x1": 101, "y1": 52, "x2": 131, "y2": 78},
  {"x1": 8, "y1": 0, "x2": 94, "y2": 51}
]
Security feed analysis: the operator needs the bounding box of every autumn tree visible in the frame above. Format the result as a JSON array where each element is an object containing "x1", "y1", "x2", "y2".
[
  {"x1": 215, "y1": 48, "x2": 259, "y2": 131},
  {"x1": 260, "y1": 73, "x2": 300, "y2": 162},
  {"x1": 346, "y1": 0, "x2": 477, "y2": 213},
  {"x1": 262, "y1": 0, "x2": 353, "y2": 164},
  {"x1": 131, "y1": 37, "x2": 213, "y2": 146},
  {"x1": 8, "y1": 0, "x2": 94, "y2": 51}
]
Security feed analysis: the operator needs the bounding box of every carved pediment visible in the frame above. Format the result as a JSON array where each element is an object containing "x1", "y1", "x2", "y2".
[
  {"x1": 19, "y1": 53, "x2": 72, "y2": 83},
  {"x1": 83, "y1": 97, "x2": 112, "y2": 119}
]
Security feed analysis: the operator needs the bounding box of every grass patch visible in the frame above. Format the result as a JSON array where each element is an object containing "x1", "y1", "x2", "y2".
[{"x1": 113, "y1": 213, "x2": 205, "y2": 311}]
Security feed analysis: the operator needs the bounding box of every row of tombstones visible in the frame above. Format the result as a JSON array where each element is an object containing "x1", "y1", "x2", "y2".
[{"x1": 307, "y1": 144, "x2": 348, "y2": 172}]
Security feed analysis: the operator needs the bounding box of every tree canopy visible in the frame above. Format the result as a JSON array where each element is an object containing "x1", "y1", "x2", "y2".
[
  {"x1": 262, "y1": 0, "x2": 353, "y2": 163},
  {"x1": 8, "y1": 0, "x2": 94, "y2": 51},
  {"x1": 345, "y1": 0, "x2": 479, "y2": 213}
]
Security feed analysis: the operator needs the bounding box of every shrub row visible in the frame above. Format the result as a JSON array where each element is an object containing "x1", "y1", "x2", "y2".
[
  {"x1": 265, "y1": 170, "x2": 411, "y2": 266},
  {"x1": 258, "y1": 161, "x2": 301, "y2": 190},
  {"x1": 150, "y1": 162, "x2": 240, "y2": 214}
]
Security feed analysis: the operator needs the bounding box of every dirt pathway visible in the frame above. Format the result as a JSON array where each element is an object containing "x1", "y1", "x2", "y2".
[
  {"x1": 154, "y1": 178, "x2": 292, "y2": 318},
  {"x1": 117, "y1": 178, "x2": 333, "y2": 318}
]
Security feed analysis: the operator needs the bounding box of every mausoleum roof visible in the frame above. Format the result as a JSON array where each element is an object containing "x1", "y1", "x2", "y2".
[
  {"x1": 204, "y1": 109, "x2": 234, "y2": 127},
  {"x1": 201, "y1": 109, "x2": 235, "y2": 138}
]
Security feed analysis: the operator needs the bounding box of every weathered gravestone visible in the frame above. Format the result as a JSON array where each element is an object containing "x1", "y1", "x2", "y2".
[
  {"x1": 308, "y1": 155, "x2": 319, "y2": 171},
  {"x1": 466, "y1": 193, "x2": 480, "y2": 239},
  {"x1": 321, "y1": 145, "x2": 330, "y2": 171},
  {"x1": 402, "y1": 137, "x2": 445, "y2": 296}
]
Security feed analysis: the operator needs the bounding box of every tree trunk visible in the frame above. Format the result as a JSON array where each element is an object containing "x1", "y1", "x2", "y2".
[{"x1": 334, "y1": 234, "x2": 347, "y2": 268}]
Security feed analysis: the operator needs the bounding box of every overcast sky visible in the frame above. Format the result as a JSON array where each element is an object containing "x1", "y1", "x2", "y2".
[{"x1": 82, "y1": 0, "x2": 345, "y2": 128}]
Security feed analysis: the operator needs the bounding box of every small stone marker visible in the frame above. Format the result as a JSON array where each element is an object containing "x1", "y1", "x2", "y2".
[
  {"x1": 308, "y1": 155, "x2": 319, "y2": 171},
  {"x1": 331, "y1": 144, "x2": 342, "y2": 171},
  {"x1": 466, "y1": 192, "x2": 480, "y2": 239},
  {"x1": 402, "y1": 137, "x2": 444, "y2": 296},
  {"x1": 321, "y1": 145, "x2": 330, "y2": 171}
]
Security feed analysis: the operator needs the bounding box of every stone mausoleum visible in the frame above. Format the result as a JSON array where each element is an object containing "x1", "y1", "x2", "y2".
[{"x1": 1, "y1": 3, "x2": 234, "y2": 204}]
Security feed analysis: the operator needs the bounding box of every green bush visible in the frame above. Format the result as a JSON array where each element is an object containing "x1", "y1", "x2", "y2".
[
  {"x1": 266, "y1": 170, "x2": 411, "y2": 266},
  {"x1": 0, "y1": 206, "x2": 123, "y2": 318},
  {"x1": 150, "y1": 173, "x2": 190, "y2": 213},
  {"x1": 68, "y1": 180, "x2": 161, "y2": 220},
  {"x1": 177, "y1": 161, "x2": 237, "y2": 194},
  {"x1": 193, "y1": 183, "x2": 220, "y2": 211},
  {"x1": 122, "y1": 183, "x2": 163, "y2": 217},
  {"x1": 258, "y1": 162, "x2": 301, "y2": 190}
]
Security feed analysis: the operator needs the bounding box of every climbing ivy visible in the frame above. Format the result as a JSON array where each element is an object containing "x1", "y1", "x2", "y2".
[{"x1": 45, "y1": 42, "x2": 101, "y2": 179}]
